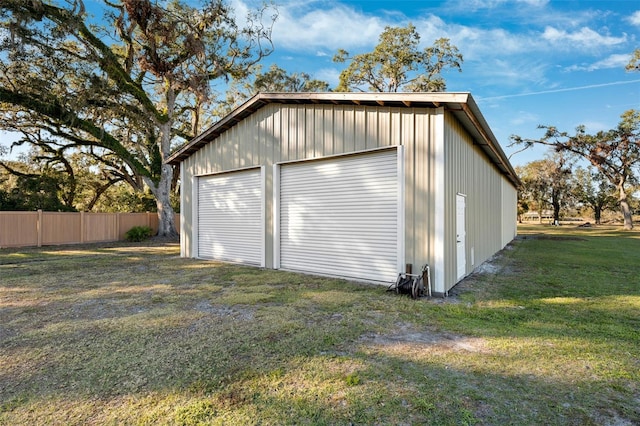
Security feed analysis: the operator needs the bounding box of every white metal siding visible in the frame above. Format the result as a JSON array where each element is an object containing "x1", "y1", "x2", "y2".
[
  {"x1": 501, "y1": 177, "x2": 518, "y2": 246},
  {"x1": 443, "y1": 112, "x2": 517, "y2": 293},
  {"x1": 279, "y1": 150, "x2": 399, "y2": 282},
  {"x1": 197, "y1": 169, "x2": 263, "y2": 264}
]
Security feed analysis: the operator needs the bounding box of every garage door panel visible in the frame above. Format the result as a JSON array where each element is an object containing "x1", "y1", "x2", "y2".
[
  {"x1": 282, "y1": 248, "x2": 396, "y2": 265},
  {"x1": 281, "y1": 173, "x2": 397, "y2": 188},
  {"x1": 281, "y1": 257, "x2": 396, "y2": 281},
  {"x1": 281, "y1": 176, "x2": 396, "y2": 192},
  {"x1": 280, "y1": 149, "x2": 399, "y2": 283},
  {"x1": 198, "y1": 169, "x2": 262, "y2": 265}
]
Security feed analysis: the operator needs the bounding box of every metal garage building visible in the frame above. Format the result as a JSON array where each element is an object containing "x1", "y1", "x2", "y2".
[{"x1": 167, "y1": 92, "x2": 519, "y2": 296}]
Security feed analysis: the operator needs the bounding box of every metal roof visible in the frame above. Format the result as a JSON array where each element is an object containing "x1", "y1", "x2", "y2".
[{"x1": 167, "y1": 92, "x2": 520, "y2": 187}]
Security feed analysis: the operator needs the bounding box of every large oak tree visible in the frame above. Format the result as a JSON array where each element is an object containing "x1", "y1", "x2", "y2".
[
  {"x1": 333, "y1": 24, "x2": 463, "y2": 92},
  {"x1": 0, "y1": 0, "x2": 275, "y2": 236}
]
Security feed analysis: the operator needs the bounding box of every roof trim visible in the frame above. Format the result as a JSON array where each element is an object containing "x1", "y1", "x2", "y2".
[{"x1": 167, "y1": 92, "x2": 520, "y2": 187}]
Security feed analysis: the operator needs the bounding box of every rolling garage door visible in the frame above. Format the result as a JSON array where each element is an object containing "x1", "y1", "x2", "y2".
[
  {"x1": 197, "y1": 168, "x2": 263, "y2": 265},
  {"x1": 278, "y1": 149, "x2": 400, "y2": 283}
]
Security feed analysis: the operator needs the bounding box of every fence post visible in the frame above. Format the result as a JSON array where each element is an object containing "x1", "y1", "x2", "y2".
[
  {"x1": 116, "y1": 213, "x2": 121, "y2": 241},
  {"x1": 37, "y1": 209, "x2": 43, "y2": 247}
]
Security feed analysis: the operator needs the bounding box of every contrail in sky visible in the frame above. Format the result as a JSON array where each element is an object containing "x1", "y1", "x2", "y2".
[{"x1": 479, "y1": 79, "x2": 640, "y2": 101}]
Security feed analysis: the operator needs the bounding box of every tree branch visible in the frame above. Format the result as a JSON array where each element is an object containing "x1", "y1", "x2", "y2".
[{"x1": 0, "y1": 86, "x2": 150, "y2": 178}]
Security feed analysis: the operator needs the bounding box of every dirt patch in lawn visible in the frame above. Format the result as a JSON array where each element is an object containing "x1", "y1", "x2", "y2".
[
  {"x1": 360, "y1": 323, "x2": 488, "y2": 353},
  {"x1": 193, "y1": 301, "x2": 255, "y2": 321}
]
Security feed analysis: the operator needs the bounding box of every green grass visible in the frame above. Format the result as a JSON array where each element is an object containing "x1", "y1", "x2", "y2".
[{"x1": 1, "y1": 225, "x2": 639, "y2": 425}]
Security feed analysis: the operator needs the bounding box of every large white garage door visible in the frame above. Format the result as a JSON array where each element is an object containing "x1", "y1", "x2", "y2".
[
  {"x1": 197, "y1": 169, "x2": 263, "y2": 265},
  {"x1": 279, "y1": 149, "x2": 400, "y2": 283}
]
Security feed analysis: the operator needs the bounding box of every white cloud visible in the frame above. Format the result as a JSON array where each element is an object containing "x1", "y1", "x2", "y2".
[
  {"x1": 493, "y1": 60, "x2": 548, "y2": 83},
  {"x1": 454, "y1": 26, "x2": 538, "y2": 58},
  {"x1": 517, "y1": 0, "x2": 549, "y2": 6},
  {"x1": 628, "y1": 11, "x2": 640, "y2": 26},
  {"x1": 313, "y1": 67, "x2": 342, "y2": 86},
  {"x1": 407, "y1": 14, "x2": 546, "y2": 62},
  {"x1": 466, "y1": 58, "x2": 550, "y2": 91},
  {"x1": 270, "y1": 2, "x2": 387, "y2": 51},
  {"x1": 510, "y1": 111, "x2": 540, "y2": 126},
  {"x1": 541, "y1": 26, "x2": 626, "y2": 48},
  {"x1": 565, "y1": 53, "x2": 632, "y2": 72},
  {"x1": 444, "y1": 0, "x2": 548, "y2": 12}
]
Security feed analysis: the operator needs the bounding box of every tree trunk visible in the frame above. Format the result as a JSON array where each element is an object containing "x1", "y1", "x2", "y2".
[
  {"x1": 154, "y1": 118, "x2": 179, "y2": 238},
  {"x1": 594, "y1": 206, "x2": 602, "y2": 225},
  {"x1": 552, "y1": 196, "x2": 560, "y2": 224},
  {"x1": 151, "y1": 163, "x2": 178, "y2": 238},
  {"x1": 618, "y1": 184, "x2": 633, "y2": 230}
]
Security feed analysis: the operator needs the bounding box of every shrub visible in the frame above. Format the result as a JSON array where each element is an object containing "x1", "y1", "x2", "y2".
[{"x1": 124, "y1": 225, "x2": 154, "y2": 242}]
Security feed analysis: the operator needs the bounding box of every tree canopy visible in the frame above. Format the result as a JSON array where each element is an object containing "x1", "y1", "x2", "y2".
[
  {"x1": 571, "y1": 166, "x2": 618, "y2": 224},
  {"x1": 333, "y1": 24, "x2": 463, "y2": 92},
  {"x1": 252, "y1": 64, "x2": 330, "y2": 93},
  {"x1": 217, "y1": 64, "x2": 330, "y2": 117},
  {"x1": 516, "y1": 154, "x2": 573, "y2": 224},
  {"x1": 626, "y1": 48, "x2": 640, "y2": 72},
  {"x1": 0, "y1": 0, "x2": 275, "y2": 235}
]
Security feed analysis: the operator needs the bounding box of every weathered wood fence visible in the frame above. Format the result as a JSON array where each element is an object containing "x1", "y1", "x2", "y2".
[{"x1": 0, "y1": 211, "x2": 180, "y2": 248}]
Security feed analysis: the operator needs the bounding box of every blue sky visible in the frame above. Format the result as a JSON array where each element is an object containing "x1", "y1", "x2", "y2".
[
  {"x1": 241, "y1": 0, "x2": 640, "y2": 166},
  {"x1": 2, "y1": 0, "x2": 639, "y2": 168}
]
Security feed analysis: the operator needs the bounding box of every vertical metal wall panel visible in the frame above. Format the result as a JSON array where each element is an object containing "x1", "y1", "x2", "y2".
[
  {"x1": 322, "y1": 105, "x2": 334, "y2": 157},
  {"x1": 279, "y1": 149, "x2": 399, "y2": 283},
  {"x1": 501, "y1": 177, "x2": 518, "y2": 246},
  {"x1": 197, "y1": 169, "x2": 263, "y2": 265},
  {"x1": 412, "y1": 111, "x2": 432, "y2": 277},
  {"x1": 403, "y1": 110, "x2": 416, "y2": 266},
  {"x1": 333, "y1": 107, "x2": 345, "y2": 155},
  {"x1": 354, "y1": 106, "x2": 367, "y2": 152},
  {"x1": 431, "y1": 109, "x2": 447, "y2": 294}
]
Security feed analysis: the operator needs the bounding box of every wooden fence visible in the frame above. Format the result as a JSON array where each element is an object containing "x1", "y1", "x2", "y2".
[{"x1": 0, "y1": 210, "x2": 180, "y2": 248}]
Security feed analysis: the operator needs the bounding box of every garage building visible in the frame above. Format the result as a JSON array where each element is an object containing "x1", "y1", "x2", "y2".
[{"x1": 167, "y1": 92, "x2": 519, "y2": 296}]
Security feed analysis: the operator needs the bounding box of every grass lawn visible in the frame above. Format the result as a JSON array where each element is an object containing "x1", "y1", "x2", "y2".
[{"x1": 1, "y1": 224, "x2": 639, "y2": 425}]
